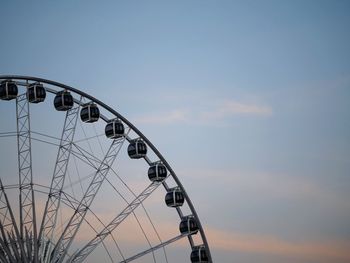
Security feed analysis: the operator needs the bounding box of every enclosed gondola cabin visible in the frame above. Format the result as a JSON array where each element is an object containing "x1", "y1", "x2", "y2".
[
  {"x1": 54, "y1": 90, "x2": 74, "y2": 111},
  {"x1": 81, "y1": 103, "x2": 100, "y2": 123},
  {"x1": 128, "y1": 139, "x2": 147, "y2": 159},
  {"x1": 105, "y1": 119, "x2": 124, "y2": 139},
  {"x1": 179, "y1": 215, "x2": 198, "y2": 235},
  {"x1": 165, "y1": 187, "x2": 184, "y2": 207},
  {"x1": 191, "y1": 246, "x2": 208, "y2": 263},
  {"x1": 0, "y1": 80, "x2": 18, "y2": 100},
  {"x1": 148, "y1": 163, "x2": 167, "y2": 182},
  {"x1": 27, "y1": 83, "x2": 46, "y2": 103}
]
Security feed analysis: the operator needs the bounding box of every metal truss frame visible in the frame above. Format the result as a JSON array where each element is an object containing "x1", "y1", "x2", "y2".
[
  {"x1": 0, "y1": 179, "x2": 27, "y2": 262},
  {"x1": 16, "y1": 92, "x2": 38, "y2": 262},
  {"x1": 38, "y1": 100, "x2": 82, "y2": 263},
  {"x1": 69, "y1": 180, "x2": 162, "y2": 263},
  {"x1": 51, "y1": 136, "x2": 126, "y2": 263},
  {"x1": 0, "y1": 75, "x2": 213, "y2": 263}
]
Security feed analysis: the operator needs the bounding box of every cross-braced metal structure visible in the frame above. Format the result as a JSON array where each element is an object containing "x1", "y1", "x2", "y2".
[
  {"x1": 16, "y1": 92, "x2": 38, "y2": 262},
  {"x1": 70, "y1": 181, "x2": 162, "y2": 263},
  {"x1": 0, "y1": 178, "x2": 26, "y2": 262},
  {"x1": 39, "y1": 101, "x2": 81, "y2": 263},
  {"x1": 0, "y1": 75, "x2": 213, "y2": 263},
  {"x1": 51, "y1": 136, "x2": 127, "y2": 263}
]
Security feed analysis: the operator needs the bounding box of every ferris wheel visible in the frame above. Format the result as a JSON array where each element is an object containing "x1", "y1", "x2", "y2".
[{"x1": 0, "y1": 75, "x2": 212, "y2": 263}]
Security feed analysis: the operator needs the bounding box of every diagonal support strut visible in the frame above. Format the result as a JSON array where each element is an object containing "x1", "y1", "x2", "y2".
[
  {"x1": 68, "y1": 180, "x2": 163, "y2": 263},
  {"x1": 38, "y1": 100, "x2": 81, "y2": 263},
  {"x1": 51, "y1": 135, "x2": 127, "y2": 263}
]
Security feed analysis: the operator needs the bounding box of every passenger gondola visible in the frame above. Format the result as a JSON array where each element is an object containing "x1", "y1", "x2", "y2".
[
  {"x1": 54, "y1": 90, "x2": 74, "y2": 111},
  {"x1": 81, "y1": 103, "x2": 100, "y2": 123},
  {"x1": 0, "y1": 80, "x2": 18, "y2": 100},
  {"x1": 165, "y1": 187, "x2": 184, "y2": 207},
  {"x1": 105, "y1": 119, "x2": 125, "y2": 139},
  {"x1": 148, "y1": 162, "x2": 167, "y2": 182},
  {"x1": 179, "y1": 215, "x2": 198, "y2": 235},
  {"x1": 128, "y1": 138, "x2": 147, "y2": 159},
  {"x1": 190, "y1": 245, "x2": 208, "y2": 263},
  {"x1": 27, "y1": 82, "x2": 46, "y2": 103}
]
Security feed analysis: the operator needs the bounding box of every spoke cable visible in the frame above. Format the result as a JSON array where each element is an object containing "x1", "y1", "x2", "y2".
[
  {"x1": 72, "y1": 154, "x2": 85, "y2": 195},
  {"x1": 103, "y1": 176, "x2": 157, "y2": 263},
  {"x1": 108, "y1": 169, "x2": 168, "y2": 262}
]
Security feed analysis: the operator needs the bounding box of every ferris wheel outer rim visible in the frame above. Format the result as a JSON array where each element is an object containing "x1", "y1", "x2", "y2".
[{"x1": 0, "y1": 75, "x2": 213, "y2": 263}]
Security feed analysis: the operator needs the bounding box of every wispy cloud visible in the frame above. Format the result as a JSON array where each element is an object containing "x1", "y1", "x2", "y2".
[
  {"x1": 200, "y1": 100, "x2": 272, "y2": 120},
  {"x1": 73, "y1": 214, "x2": 350, "y2": 263},
  {"x1": 133, "y1": 109, "x2": 189, "y2": 124},
  {"x1": 181, "y1": 168, "x2": 350, "y2": 209},
  {"x1": 132, "y1": 99, "x2": 272, "y2": 125},
  {"x1": 205, "y1": 227, "x2": 350, "y2": 262}
]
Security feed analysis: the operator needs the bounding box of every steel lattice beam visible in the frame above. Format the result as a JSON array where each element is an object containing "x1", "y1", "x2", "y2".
[
  {"x1": 38, "y1": 101, "x2": 81, "y2": 263},
  {"x1": 16, "y1": 93, "x2": 38, "y2": 262},
  {"x1": 0, "y1": 179, "x2": 27, "y2": 262},
  {"x1": 51, "y1": 136, "x2": 126, "y2": 263},
  {"x1": 0, "y1": 180, "x2": 18, "y2": 244},
  {"x1": 69, "y1": 181, "x2": 162, "y2": 263}
]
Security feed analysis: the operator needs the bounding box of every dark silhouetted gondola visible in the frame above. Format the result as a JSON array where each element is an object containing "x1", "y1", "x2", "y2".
[
  {"x1": 148, "y1": 163, "x2": 167, "y2": 182},
  {"x1": 81, "y1": 103, "x2": 100, "y2": 123},
  {"x1": 165, "y1": 187, "x2": 184, "y2": 207},
  {"x1": 191, "y1": 245, "x2": 208, "y2": 263},
  {"x1": 128, "y1": 138, "x2": 147, "y2": 159},
  {"x1": 0, "y1": 80, "x2": 18, "y2": 100},
  {"x1": 54, "y1": 90, "x2": 74, "y2": 111},
  {"x1": 179, "y1": 215, "x2": 198, "y2": 235},
  {"x1": 27, "y1": 83, "x2": 46, "y2": 103},
  {"x1": 105, "y1": 119, "x2": 124, "y2": 139}
]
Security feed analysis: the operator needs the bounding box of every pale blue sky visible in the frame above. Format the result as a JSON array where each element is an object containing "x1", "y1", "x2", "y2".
[{"x1": 1, "y1": 1, "x2": 350, "y2": 262}]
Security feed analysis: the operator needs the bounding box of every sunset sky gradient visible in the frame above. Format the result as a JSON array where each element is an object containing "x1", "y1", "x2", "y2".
[{"x1": 1, "y1": 1, "x2": 350, "y2": 262}]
